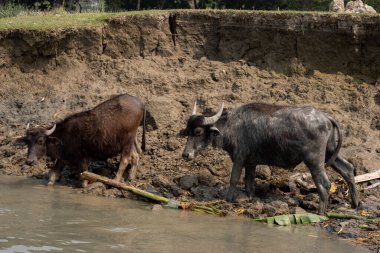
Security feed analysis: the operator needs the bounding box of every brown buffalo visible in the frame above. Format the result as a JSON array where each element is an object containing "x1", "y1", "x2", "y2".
[{"x1": 15, "y1": 93, "x2": 146, "y2": 187}]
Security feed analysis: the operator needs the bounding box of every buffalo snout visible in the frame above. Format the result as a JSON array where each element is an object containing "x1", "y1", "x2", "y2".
[{"x1": 182, "y1": 151, "x2": 194, "y2": 160}]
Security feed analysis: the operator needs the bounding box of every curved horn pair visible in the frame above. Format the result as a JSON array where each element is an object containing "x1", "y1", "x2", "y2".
[
  {"x1": 45, "y1": 124, "x2": 56, "y2": 136},
  {"x1": 202, "y1": 102, "x2": 224, "y2": 126},
  {"x1": 191, "y1": 102, "x2": 224, "y2": 125}
]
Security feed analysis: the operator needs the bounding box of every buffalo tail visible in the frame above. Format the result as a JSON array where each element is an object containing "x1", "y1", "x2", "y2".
[
  {"x1": 325, "y1": 116, "x2": 342, "y2": 166},
  {"x1": 141, "y1": 106, "x2": 146, "y2": 152}
]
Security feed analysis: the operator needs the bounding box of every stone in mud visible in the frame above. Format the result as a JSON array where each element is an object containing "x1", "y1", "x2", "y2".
[
  {"x1": 246, "y1": 200, "x2": 264, "y2": 217},
  {"x1": 104, "y1": 188, "x2": 124, "y2": 198},
  {"x1": 255, "y1": 166, "x2": 271, "y2": 180},
  {"x1": 151, "y1": 204, "x2": 163, "y2": 211},
  {"x1": 285, "y1": 196, "x2": 300, "y2": 207},
  {"x1": 190, "y1": 185, "x2": 218, "y2": 201},
  {"x1": 197, "y1": 168, "x2": 218, "y2": 187},
  {"x1": 152, "y1": 175, "x2": 172, "y2": 188},
  {"x1": 152, "y1": 175, "x2": 184, "y2": 197},
  {"x1": 300, "y1": 193, "x2": 319, "y2": 210},
  {"x1": 179, "y1": 175, "x2": 199, "y2": 190},
  {"x1": 165, "y1": 138, "x2": 181, "y2": 151},
  {"x1": 263, "y1": 200, "x2": 289, "y2": 216},
  {"x1": 82, "y1": 182, "x2": 106, "y2": 196}
]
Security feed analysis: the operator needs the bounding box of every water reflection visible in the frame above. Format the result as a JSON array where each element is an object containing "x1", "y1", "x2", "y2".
[{"x1": 0, "y1": 176, "x2": 370, "y2": 253}]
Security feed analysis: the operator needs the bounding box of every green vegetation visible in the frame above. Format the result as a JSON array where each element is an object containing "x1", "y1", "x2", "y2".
[
  {"x1": 0, "y1": 10, "x2": 164, "y2": 30},
  {"x1": 252, "y1": 213, "x2": 329, "y2": 225},
  {"x1": 0, "y1": 12, "x2": 119, "y2": 30},
  {"x1": 0, "y1": 2, "x2": 27, "y2": 18},
  {"x1": 0, "y1": 8, "x2": 378, "y2": 30},
  {"x1": 1, "y1": 0, "x2": 380, "y2": 16}
]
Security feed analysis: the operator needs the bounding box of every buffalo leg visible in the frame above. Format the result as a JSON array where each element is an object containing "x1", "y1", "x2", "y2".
[
  {"x1": 305, "y1": 159, "x2": 331, "y2": 214},
  {"x1": 80, "y1": 159, "x2": 89, "y2": 188},
  {"x1": 331, "y1": 156, "x2": 359, "y2": 208},
  {"x1": 115, "y1": 156, "x2": 129, "y2": 182},
  {"x1": 48, "y1": 159, "x2": 65, "y2": 186},
  {"x1": 135, "y1": 135, "x2": 142, "y2": 156},
  {"x1": 127, "y1": 144, "x2": 140, "y2": 181},
  {"x1": 244, "y1": 164, "x2": 256, "y2": 200},
  {"x1": 226, "y1": 160, "x2": 244, "y2": 202},
  {"x1": 115, "y1": 142, "x2": 133, "y2": 182}
]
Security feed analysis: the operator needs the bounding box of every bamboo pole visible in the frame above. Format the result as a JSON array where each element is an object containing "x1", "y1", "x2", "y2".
[
  {"x1": 81, "y1": 171, "x2": 169, "y2": 203},
  {"x1": 80, "y1": 171, "x2": 224, "y2": 216},
  {"x1": 327, "y1": 212, "x2": 380, "y2": 222},
  {"x1": 355, "y1": 170, "x2": 380, "y2": 183}
]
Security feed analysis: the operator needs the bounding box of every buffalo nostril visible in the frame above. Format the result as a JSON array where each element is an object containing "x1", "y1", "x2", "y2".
[{"x1": 182, "y1": 153, "x2": 189, "y2": 159}]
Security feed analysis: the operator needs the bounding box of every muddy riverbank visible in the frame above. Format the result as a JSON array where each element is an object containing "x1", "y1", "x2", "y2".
[{"x1": 0, "y1": 11, "x2": 379, "y2": 251}]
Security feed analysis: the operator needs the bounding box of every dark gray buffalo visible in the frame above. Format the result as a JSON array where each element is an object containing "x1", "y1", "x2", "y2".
[
  {"x1": 15, "y1": 94, "x2": 146, "y2": 187},
  {"x1": 181, "y1": 102, "x2": 359, "y2": 214}
]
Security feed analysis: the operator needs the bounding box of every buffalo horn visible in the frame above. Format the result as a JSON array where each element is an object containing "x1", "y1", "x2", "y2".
[
  {"x1": 26, "y1": 123, "x2": 30, "y2": 130},
  {"x1": 45, "y1": 124, "x2": 56, "y2": 136},
  {"x1": 192, "y1": 102, "x2": 197, "y2": 115},
  {"x1": 202, "y1": 102, "x2": 224, "y2": 126}
]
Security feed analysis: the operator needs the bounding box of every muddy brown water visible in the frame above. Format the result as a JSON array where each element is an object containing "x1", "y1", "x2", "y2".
[{"x1": 0, "y1": 176, "x2": 371, "y2": 253}]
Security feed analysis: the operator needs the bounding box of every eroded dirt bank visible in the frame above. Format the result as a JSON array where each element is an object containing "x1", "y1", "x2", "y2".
[{"x1": 0, "y1": 11, "x2": 379, "y2": 251}]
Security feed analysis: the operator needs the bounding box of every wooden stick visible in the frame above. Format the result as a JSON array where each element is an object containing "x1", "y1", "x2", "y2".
[
  {"x1": 327, "y1": 212, "x2": 380, "y2": 222},
  {"x1": 81, "y1": 171, "x2": 169, "y2": 203},
  {"x1": 355, "y1": 170, "x2": 380, "y2": 183},
  {"x1": 80, "y1": 171, "x2": 224, "y2": 216}
]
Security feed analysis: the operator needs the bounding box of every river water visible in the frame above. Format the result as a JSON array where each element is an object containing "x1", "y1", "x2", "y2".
[{"x1": 0, "y1": 176, "x2": 370, "y2": 253}]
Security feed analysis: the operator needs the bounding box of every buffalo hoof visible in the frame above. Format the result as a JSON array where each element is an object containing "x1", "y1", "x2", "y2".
[
  {"x1": 82, "y1": 180, "x2": 88, "y2": 188},
  {"x1": 355, "y1": 201, "x2": 362, "y2": 210},
  {"x1": 225, "y1": 189, "x2": 236, "y2": 203},
  {"x1": 245, "y1": 189, "x2": 255, "y2": 201}
]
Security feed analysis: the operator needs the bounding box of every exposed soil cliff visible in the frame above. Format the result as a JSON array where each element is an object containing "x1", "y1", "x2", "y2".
[{"x1": 0, "y1": 11, "x2": 379, "y2": 251}]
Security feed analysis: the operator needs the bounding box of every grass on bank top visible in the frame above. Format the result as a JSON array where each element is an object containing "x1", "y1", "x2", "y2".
[
  {"x1": 0, "y1": 10, "x2": 168, "y2": 30},
  {"x1": 0, "y1": 9, "x2": 378, "y2": 31}
]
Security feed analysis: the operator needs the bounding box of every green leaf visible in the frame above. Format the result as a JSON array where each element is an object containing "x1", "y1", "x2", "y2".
[
  {"x1": 274, "y1": 215, "x2": 291, "y2": 226},
  {"x1": 289, "y1": 214, "x2": 296, "y2": 224},
  {"x1": 267, "y1": 217, "x2": 275, "y2": 224},
  {"x1": 308, "y1": 213, "x2": 328, "y2": 223},
  {"x1": 300, "y1": 215, "x2": 311, "y2": 224},
  {"x1": 253, "y1": 213, "x2": 328, "y2": 226},
  {"x1": 294, "y1": 214, "x2": 302, "y2": 224}
]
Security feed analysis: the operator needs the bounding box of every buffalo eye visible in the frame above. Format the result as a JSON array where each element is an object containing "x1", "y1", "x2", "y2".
[
  {"x1": 194, "y1": 127, "x2": 204, "y2": 136},
  {"x1": 37, "y1": 138, "x2": 45, "y2": 145}
]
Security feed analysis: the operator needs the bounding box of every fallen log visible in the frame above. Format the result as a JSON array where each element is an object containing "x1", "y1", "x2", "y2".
[
  {"x1": 355, "y1": 170, "x2": 380, "y2": 183},
  {"x1": 80, "y1": 171, "x2": 224, "y2": 216}
]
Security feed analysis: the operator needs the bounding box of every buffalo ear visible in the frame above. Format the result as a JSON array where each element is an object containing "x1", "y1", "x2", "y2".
[
  {"x1": 14, "y1": 136, "x2": 28, "y2": 146},
  {"x1": 209, "y1": 126, "x2": 221, "y2": 136},
  {"x1": 47, "y1": 137, "x2": 62, "y2": 146}
]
